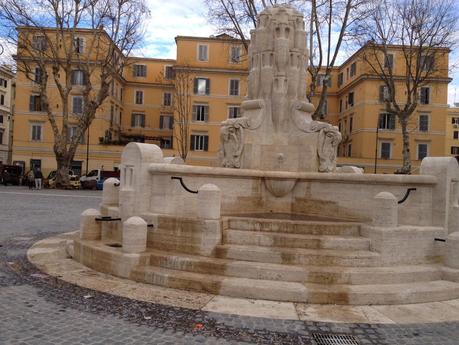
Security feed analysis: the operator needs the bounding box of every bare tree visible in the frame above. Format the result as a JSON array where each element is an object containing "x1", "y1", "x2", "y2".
[
  {"x1": 350, "y1": 0, "x2": 457, "y2": 174},
  {"x1": 204, "y1": 0, "x2": 366, "y2": 119},
  {"x1": 172, "y1": 66, "x2": 194, "y2": 161},
  {"x1": 0, "y1": 0, "x2": 149, "y2": 186}
]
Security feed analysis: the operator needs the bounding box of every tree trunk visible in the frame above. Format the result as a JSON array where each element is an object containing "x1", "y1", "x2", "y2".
[
  {"x1": 55, "y1": 154, "x2": 71, "y2": 187},
  {"x1": 398, "y1": 116, "x2": 412, "y2": 174}
]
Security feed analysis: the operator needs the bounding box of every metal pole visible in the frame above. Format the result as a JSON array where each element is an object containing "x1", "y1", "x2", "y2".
[
  {"x1": 374, "y1": 118, "x2": 379, "y2": 174},
  {"x1": 85, "y1": 125, "x2": 90, "y2": 175}
]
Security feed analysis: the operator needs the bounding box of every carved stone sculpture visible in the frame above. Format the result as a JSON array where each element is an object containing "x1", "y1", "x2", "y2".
[{"x1": 219, "y1": 5, "x2": 342, "y2": 175}]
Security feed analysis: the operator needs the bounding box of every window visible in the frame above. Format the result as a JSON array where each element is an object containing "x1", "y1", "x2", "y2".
[
  {"x1": 417, "y1": 143, "x2": 428, "y2": 160},
  {"x1": 29, "y1": 95, "x2": 42, "y2": 112},
  {"x1": 0, "y1": 130, "x2": 3, "y2": 144},
  {"x1": 317, "y1": 74, "x2": 332, "y2": 87},
  {"x1": 454, "y1": 131, "x2": 458, "y2": 139},
  {"x1": 349, "y1": 117, "x2": 353, "y2": 133},
  {"x1": 0, "y1": 78, "x2": 7, "y2": 88},
  {"x1": 135, "y1": 90, "x2": 144, "y2": 104},
  {"x1": 230, "y1": 46, "x2": 241, "y2": 63},
  {"x1": 73, "y1": 37, "x2": 84, "y2": 54},
  {"x1": 380, "y1": 142, "x2": 391, "y2": 159},
  {"x1": 384, "y1": 53, "x2": 394, "y2": 69},
  {"x1": 165, "y1": 66, "x2": 175, "y2": 79},
  {"x1": 228, "y1": 106, "x2": 240, "y2": 119},
  {"x1": 0, "y1": 94, "x2": 4, "y2": 105},
  {"x1": 34, "y1": 67, "x2": 43, "y2": 84},
  {"x1": 339, "y1": 99, "x2": 343, "y2": 112},
  {"x1": 72, "y1": 96, "x2": 83, "y2": 114},
  {"x1": 68, "y1": 126, "x2": 84, "y2": 144},
  {"x1": 379, "y1": 85, "x2": 389, "y2": 102},
  {"x1": 192, "y1": 104, "x2": 209, "y2": 122},
  {"x1": 133, "y1": 64, "x2": 147, "y2": 77},
  {"x1": 191, "y1": 134, "x2": 209, "y2": 151},
  {"x1": 452, "y1": 146, "x2": 459, "y2": 155},
  {"x1": 379, "y1": 113, "x2": 396, "y2": 130},
  {"x1": 30, "y1": 159, "x2": 41, "y2": 170},
  {"x1": 159, "y1": 115, "x2": 174, "y2": 129},
  {"x1": 229, "y1": 79, "x2": 239, "y2": 96},
  {"x1": 110, "y1": 105, "x2": 114, "y2": 125},
  {"x1": 131, "y1": 113, "x2": 145, "y2": 128},
  {"x1": 338, "y1": 72, "x2": 343, "y2": 87},
  {"x1": 347, "y1": 144, "x2": 352, "y2": 157},
  {"x1": 420, "y1": 87, "x2": 430, "y2": 105},
  {"x1": 71, "y1": 70, "x2": 86, "y2": 85},
  {"x1": 419, "y1": 114, "x2": 429, "y2": 132},
  {"x1": 348, "y1": 92, "x2": 354, "y2": 107},
  {"x1": 32, "y1": 35, "x2": 47, "y2": 51},
  {"x1": 0, "y1": 115, "x2": 3, "y2": 123},
  {"x1": 452, "y1": 117, "x2": 459, "y2": 125},
  {"x1": 194, "y1": 78, "x2": 210, "y2": 95},
  {"x1": 160, "y1": 137, "x2": 173, "y2": 149},
  {"x1": 420, "y1": 55, "x2": 435, "y2": 71},
  {"x1": 198, "y1": 44, "x2": 208, "y2": 61},
  {"x1": 31, "y1": 123, "x2": 42, "y2": 141},
  {"x1": 163, "y1": 92, "x2": 172, "y2": 106},
  {"x1": 350, "y1": 62, "x2": 356, "y2": 77}
]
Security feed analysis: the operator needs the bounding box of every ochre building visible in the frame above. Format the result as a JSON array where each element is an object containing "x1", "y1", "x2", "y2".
[{"x1": 11, "y1": 30, "x2": 453, "y2": 175}]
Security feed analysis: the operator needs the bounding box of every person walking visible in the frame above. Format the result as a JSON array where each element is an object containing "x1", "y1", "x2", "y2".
[
  {"x1": 26, "y1": 169, "x2": 35, "y2": 189},
  {"x1": 34, "y1": 168, "x2": 43, "y2": 190}
]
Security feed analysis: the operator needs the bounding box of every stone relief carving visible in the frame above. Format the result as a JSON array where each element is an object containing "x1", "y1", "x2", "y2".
[
  {"x1": 317, "y1": 125, "x2": 342, "y2": 172},
  {"x1": 219, "y1": 117, "x2": 251, "y2": 168}
]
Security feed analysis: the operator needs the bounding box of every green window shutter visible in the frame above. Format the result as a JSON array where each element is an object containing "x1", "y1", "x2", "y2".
[
  {"x1": 131, "y1": 114, "x2": 135, "y2": 127},
  {"x1": 204, "y1": 106, "x2": 209, "y2": 122},
  {"x1": 193, "y1": 78, "x2": 198, "y2": 94},
  {"x1": 159, "y1": 116, "x2": 164, "y2": 129},
  {"x1": 204, "y1": 136, "x2": 209, "y2": 151},
  {"x1": 190, "y1": 135, "x2": 195, "y2": 150},
  {"x1": 29, "y1": 96, "x2": 34, "y2": 111},
  {"x1": 205, "y1": 79, "x2": 210, "y2": 95},
  {"x1": 192, "y1": 105, "x2": 197, "y2": 121},
  {"x1": 141, "y1": 114, "x2": 145, "y2": 128}
]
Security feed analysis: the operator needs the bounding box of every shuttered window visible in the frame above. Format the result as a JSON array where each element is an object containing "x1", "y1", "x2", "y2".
[
  {"x1": 192, "y1": 105, "x2": 209, "y2": 122},
  {"x1": 131, "y1": 113, "x2": 145, "y2": 128},
  {"x1": 194, "y1": 78, "x2": 210, "y2": 95},
  {"x1": 190, "y1": 134, "x2": 209, "y2": 151}
]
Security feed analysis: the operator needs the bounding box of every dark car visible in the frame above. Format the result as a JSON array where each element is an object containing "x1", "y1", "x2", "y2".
[{"x1": 0, "y1": 164, "x2": 23, "y2": 185}]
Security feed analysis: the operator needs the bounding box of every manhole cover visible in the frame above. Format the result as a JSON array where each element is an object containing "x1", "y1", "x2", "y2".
[{"x1": 312, "y1": 332, "x2": 360, "y2": 345}]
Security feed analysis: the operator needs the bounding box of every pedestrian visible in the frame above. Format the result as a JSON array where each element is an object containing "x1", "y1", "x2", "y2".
[
  {"x1": 26, "y1": 169, "x2": 35, "y2": 189},
  {"x1": 34, "y1": 168, "x2": 43, "y2": 190}
]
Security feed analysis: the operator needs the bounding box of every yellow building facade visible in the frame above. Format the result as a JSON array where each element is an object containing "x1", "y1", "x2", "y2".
[{"x1": 12, "y1": 30, "x2": 453, "y2": 176}]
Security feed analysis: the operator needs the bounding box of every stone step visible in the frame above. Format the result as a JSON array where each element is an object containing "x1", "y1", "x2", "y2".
[
  {"x1": 225, "y1": 217, "x2": 361, "y2": 236},
  {"x1": 223, "y1": 229, "x2": 370, "y2": 250},
  {"x1": 214, "y1": 244, "x2": 381, "y2": 267},
  {"x1": 149, "y1": 250, "x2": 442, "y2": 284},
  {"x1": 131, "y1": 265, "x2": 459, "y2": 305}
]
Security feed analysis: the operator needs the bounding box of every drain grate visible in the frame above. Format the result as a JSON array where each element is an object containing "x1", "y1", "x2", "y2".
[{"x1": 312, "y1": 332, "x2": 360, "y2": 345}]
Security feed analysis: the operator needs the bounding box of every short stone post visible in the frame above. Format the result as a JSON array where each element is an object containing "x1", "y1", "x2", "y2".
[
  {"x1": 198, "y1": 184, "x2": 221, "y2": 220},
  {"x1": 373, "y1": 192, "x2": 398, "y2": 227},
  {"x1": 102, "y1": 178, "x2": 120, "y2": 205},
  {"x1": 446, "y1": 232, "x2": 459, "y2": 269},
  {"x1": 122, "y1": 216, "x2": 147, "y2": 253},
  {"x1": 80, "y1": 208, "x2": 101, "y2": 240}
]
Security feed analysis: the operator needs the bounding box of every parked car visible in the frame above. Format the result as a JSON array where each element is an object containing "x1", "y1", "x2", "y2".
[
  {"x1": 0, "y1": 164, "x2": 23, "y2": 185},
  {"x1": 45, "y1": 169, "x2": 80, "y2": 189},
  {"x1": 80, "y1": 169, "x2": 120, "y2": 190}
]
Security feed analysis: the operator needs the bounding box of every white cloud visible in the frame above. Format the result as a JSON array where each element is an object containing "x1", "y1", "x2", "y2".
[{"x1": 140, "y1": 0, "x2": 217, "y2": 59}]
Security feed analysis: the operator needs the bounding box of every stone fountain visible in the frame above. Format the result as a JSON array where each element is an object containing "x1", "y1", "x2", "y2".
[{"x1": 70, "y1": 5, "x2": 459, "y2": 305}]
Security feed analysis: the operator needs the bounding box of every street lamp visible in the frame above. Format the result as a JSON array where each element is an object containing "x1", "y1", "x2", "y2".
[
  {"x1": 85, "y1": 124, "x2": 90, "y2": 175},
  {"x1": 374, "y1": 115, "x2": 380, "y2": 174}
]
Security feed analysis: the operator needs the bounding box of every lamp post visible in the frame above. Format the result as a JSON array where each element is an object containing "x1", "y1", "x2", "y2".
[
  {"x1": 374, "y1": 116, "x2": 380, "y2": 174},
  {"x1": 85, "y1": 124, "x2": 90, "y2": 175}
]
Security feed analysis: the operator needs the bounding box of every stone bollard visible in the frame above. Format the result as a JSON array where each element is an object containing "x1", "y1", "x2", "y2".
[
  {"x1": 102, "y1": 178, "x2": 120, "y2": 205},
  {"x1": 80, "y1": 208, "x2": 101, "y2": 240},
  {"x1": 446, "y1": 232, "x2": 459, "y2": 269},
  {"x1": 373, "y1": 192, "x2": 398, "y2": 227},
  {"x1": 198, "y1": 184, "x2": 221, "y2": 220},
  {"x1": 122, "y1": 216, "x2": 147, "y2": 253}
]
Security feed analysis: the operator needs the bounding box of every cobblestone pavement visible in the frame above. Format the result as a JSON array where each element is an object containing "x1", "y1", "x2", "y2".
[{"x1": 1, "y1": 186, "x2": 459, "y2": 344}]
